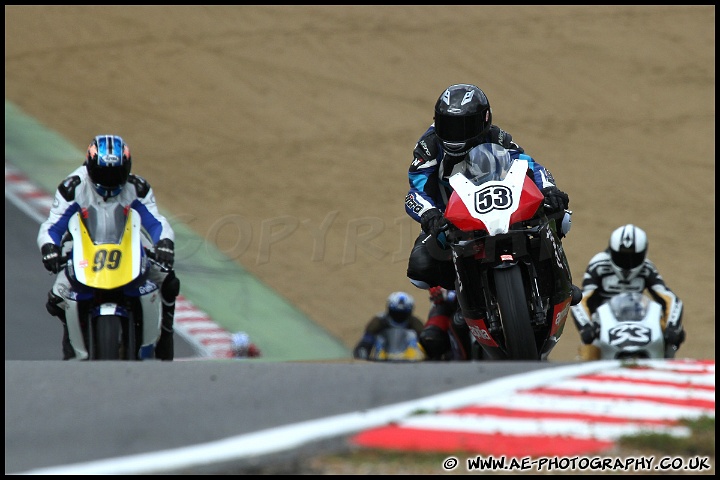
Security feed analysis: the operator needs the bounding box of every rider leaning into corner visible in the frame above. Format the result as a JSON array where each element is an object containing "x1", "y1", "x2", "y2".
[
  {"x1": 570, "y1": 224, "x2": 686, "y2": 360},
  {"x1": 403, "y1": 84, "x2": 582, "y2": 358},
  {"x1": 37, "y1": 134, "x2": 180, "y2": 361}
]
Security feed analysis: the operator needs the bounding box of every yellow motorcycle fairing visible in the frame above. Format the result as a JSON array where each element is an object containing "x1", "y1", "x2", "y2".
[
  {"x1": 369, "y1": 328, "x2": 427, "y2": 362},
  {"x1": 68, "y1": 209, "x2": 144, "y2": 290},
  {"x1": 373, "y1": 345, "x2": 427, "y2": 362}
]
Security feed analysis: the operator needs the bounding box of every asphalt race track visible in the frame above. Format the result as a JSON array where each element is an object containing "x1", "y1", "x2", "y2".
[
  {"x1": 6, "y1": 186, "x2": 561, "y2": 474},
  {"x1": 4, "y1": 172, "x2": 715, "y2": 475}
]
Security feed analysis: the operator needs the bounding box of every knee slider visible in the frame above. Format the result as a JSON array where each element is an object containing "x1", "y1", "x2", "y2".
[
  {"x1": 46, "y1": 291, "x2": 65, "y2": 320},
  {"x1": 161, "y1": 271, "x2": 180, "y2": 302}
]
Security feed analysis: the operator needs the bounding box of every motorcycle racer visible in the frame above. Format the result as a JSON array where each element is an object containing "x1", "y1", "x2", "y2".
[
  {"x1": 230, "y1": 331, "x2": 262, "y2": 358},
  {"x1": 38, "y1": 134, "x2": 180, "y2": 360},
  {"x1": 353, "y1": 291, "x2": 425, "y2": 360},
  {"x1": 418, "y1": 287, "x2": 475, "y2": 361},
  {"x1": 405, "y1": 84, "x2": 578, "y2": 303},
  {"x1": 571, "y1": 224, "x2": 686, "y2": 360}
]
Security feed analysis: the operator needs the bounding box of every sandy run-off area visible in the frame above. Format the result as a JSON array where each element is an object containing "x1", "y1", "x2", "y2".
[{"x1": 5, "y1": 6, "x2": 715, "y2": 361}]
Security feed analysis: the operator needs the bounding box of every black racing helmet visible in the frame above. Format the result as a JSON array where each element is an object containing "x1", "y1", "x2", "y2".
[
  {"x1": 86, "y1": 135, "x2": 132, "y2": 199},
  {"x1": 434, "y1": 84, "x2": 492, "y2": 157}
]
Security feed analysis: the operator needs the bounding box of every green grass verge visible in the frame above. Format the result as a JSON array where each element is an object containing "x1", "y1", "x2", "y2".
[{"x1": 617, "y1": 415, "x2": 715, "y2": 457}]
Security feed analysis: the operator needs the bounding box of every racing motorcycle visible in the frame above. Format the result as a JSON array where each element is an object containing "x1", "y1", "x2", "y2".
[
  {"x1": 59, "y1": 203, "x2": 163, "y2": 360},
  {"x1": 438, "y1": 143, "x2": 575, "y2": 360},
  {"x1": 368, "y1": 327, "x2": 426, "y2": 362},
  {"x1": 592, "y1": 292, "x2": 668, "y2": 359}
]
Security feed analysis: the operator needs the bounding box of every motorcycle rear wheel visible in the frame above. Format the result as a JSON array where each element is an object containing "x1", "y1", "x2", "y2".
[{"x1": 495, "y1": 266, "x2": 539, "y2": 360}]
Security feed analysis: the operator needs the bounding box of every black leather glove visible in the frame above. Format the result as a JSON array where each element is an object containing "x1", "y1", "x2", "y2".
[
  {"x1": 154, "y1": 239, "x2": 175, "y2": 269},
  {"x1": 420, "y1": 208, "x2": 446, "y2": 237},
  {"x1": 579, "y1": 322, "x2": 600, "y2": 345},
  {"x1": 487, "y1": 125, "x2": 514, "y2": 149},
  {"x1": 353, "y1": 343, "x2": 370, "y2": 360},
  {"x1": 664, "y1": 325, "x2": 686, "y2": 348},
  {"x1": 41, "y1": 243, "x2": 62, "y2": 273},
  {"x1": 542, "y1": 187, "x2": 569, "y2": 212}
]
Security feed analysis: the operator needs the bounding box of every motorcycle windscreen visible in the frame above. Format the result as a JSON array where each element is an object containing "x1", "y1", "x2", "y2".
[
  {"x1": 446, "y1": 160, "x2": 543, "y2": 234},
  {"x1": 598, "y1": 294, "x2": 666, "y2": 359},
  {"x1": 371, "y1": 328, "x2": 425, "y2": 361},
  {"x1": 68, "y1": 208, "x2": 144, "y2": 289}
]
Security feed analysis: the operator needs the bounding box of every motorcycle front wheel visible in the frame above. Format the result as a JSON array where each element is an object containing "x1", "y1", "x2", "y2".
[
  {"x1": 91, "y1": 315, "x2": 123, "y2": 360},
  {"x1": 494, "y1": 266, "x2": 539, "y2": 360}
]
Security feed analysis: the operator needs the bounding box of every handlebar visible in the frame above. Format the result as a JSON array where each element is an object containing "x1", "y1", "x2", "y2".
[
  {"x1": 55, "y1": 248, "x2": 170, "y2": 273},
  {"x1": 545, "y1": 208, "x2": 570, "y2": 222},
  {"x1": 439, "y1": 208, "x2": 571, "y2": 241}
]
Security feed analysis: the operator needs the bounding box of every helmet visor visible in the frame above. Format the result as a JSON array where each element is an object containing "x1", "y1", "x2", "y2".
[
  {"x1": 435, "y1": 112, "x2": 484, "y2": 142},
  {"x1": 610, "y1": 249, "x2": 645, "y2": 270},
  {"x1": 90, "y1": 165, "x2": 129, "y2": 190},
  {"x1": 388, "y1": 309, "x2": 410, "y2": 323}
]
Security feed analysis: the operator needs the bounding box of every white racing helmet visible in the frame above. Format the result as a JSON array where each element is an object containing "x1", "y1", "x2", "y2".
[
  {"x1": 231, "y1": 332, "x2": 251, "y2": 356},
  {"x1": 608, "y1": 224, "x2": 648, "y2": 281}
]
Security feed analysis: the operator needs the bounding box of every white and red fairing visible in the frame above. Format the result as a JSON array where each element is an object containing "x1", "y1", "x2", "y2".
[
  {"x1": 444, "y1": 159, "x2": 544, "y2": 234},
  {"x1": 443, "y1": 158, "x2": 569, "y2": 350}
]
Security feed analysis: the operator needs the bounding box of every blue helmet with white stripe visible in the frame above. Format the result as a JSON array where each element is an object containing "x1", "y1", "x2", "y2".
[
  {"x1": 386, "y1": 291, "x2": 415, "y2": 325},
  {"x1": 86, "y1": 135, "x2": 132, "y2": 199},
  {"x1": 387, "y1": 291, "x2": 414, "y2": 314}
]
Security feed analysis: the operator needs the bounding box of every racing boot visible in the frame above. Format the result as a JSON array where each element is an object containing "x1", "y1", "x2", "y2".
[
  {"x1": 155, "y1": 302, "x2": 175, "y2": 361},
  {"x1": 46, "y1": 291, "x2": 75, "y2": 360},
  {"x1": 155, "y1": 271, "x2": 180, "y2": 361},
  {"x1": 663, "y1": 325, "x2": 686, "y2": 359},
  {"x1": 61, "y1": 324, "x2": 75, "y2": 360}
]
